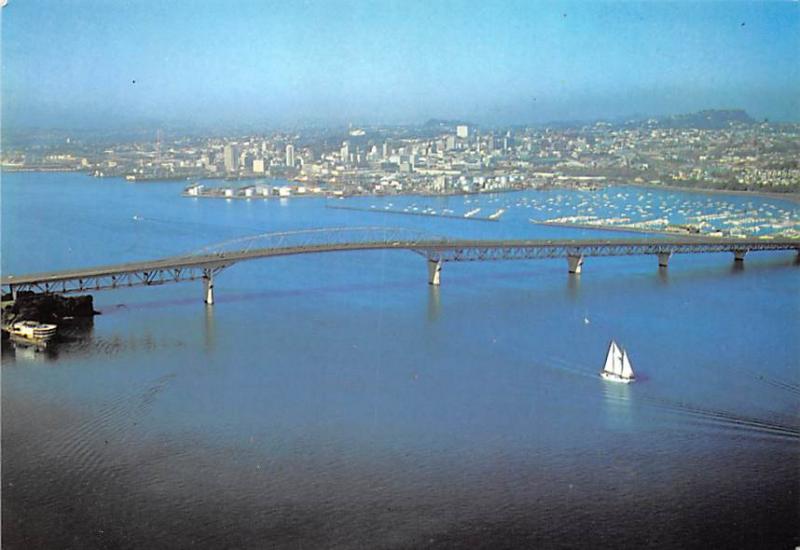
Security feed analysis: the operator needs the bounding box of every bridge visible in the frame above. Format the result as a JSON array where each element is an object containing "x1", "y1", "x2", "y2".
[{"x1": 2, "y1": 227, "x2": 798, "y2": 304}]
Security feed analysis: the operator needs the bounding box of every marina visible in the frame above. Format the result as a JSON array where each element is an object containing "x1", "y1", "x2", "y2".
[{"x1": 448, "y1": 186, "x2": 800, "y2": 239}]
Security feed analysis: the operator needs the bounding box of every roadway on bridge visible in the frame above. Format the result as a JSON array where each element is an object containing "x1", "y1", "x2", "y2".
[{"x1": 2, "y1": 236, "x2": 798, "y2": 289}]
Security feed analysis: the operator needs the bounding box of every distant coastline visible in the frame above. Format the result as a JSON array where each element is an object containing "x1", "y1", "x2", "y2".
[
  {"x1": 624, "y1": 182, "x2": 800, "y2": 205},
  {"x1": 4, "y1": 167, "x2": 800, "y2": 207}
]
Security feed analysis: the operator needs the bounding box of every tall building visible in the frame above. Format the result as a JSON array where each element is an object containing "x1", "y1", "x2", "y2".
[
  {"x1": 252, "y1": 158, "x2": 265, "y2": 174},
  {"x1": 504, "y1": 130, "x2": 513, "y2": 152},
  {"x1": 340, "y1": 141, "x2": 350, "y2": 164},
  {"x1": 285, "y1": 144, "x2": 295, "y2": 168},
  {"x1": 456, "y1": 125, "x2": 469, "y2": 139},
  {"x1": 223, "y1": 144, "x2": 239, "y2": 173}
]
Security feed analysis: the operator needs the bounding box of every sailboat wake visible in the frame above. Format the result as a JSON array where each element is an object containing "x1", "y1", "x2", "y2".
[
  {"x1": 741, "y1": 367, "x2": 800, "y2": 397},
  {"x1": 602, "y1": 389, "x2": 800, "y2": 440}
]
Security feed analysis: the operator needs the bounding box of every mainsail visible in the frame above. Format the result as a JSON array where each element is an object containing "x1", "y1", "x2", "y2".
[{"x1": 603, "y1": 341, "x2": 621, "y2": 375}]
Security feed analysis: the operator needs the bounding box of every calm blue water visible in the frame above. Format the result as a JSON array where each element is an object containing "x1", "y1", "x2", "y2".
[{"x1": 2, "y1": 172, "x2": 799, "y2": 549}]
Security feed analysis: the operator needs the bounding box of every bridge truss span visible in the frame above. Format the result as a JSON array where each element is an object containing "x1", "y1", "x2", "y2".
[
  {"x1": 2, "y1": 262, "x2": 232, "y2": 296},
  {"x1": 415, "y1": 239, "x2": 797, "y2": 263}
]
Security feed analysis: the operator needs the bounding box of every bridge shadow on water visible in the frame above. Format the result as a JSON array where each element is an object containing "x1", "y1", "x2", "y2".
[
  {"x1": 653, "y1": 253, "x2": 797, "y2": 286},
  {"x1": 94, "y1": 252, "x2": 798, "y2": 316}
]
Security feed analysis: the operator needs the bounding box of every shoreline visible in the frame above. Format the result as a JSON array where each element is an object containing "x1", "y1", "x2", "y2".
[
  {"x1": 5, "y1": 168, "x2": 799, "y2": 206},
  {"x1": 623, "y1": 182, "x2": 800, "y2": 205}
]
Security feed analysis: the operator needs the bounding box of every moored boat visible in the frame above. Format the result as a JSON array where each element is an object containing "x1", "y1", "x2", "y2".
[{"x1": 7, "y1": 320, "x2": 57, "y2": 349}]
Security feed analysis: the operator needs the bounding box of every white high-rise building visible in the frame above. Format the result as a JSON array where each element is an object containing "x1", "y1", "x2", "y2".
[
  {"x1": 223, "y1": 144, "x2": 239, "y2": 173},
  {"x1": 252, "y1": 158, "x2": 265, "y2": 174},
  {"x1": 285, "y1": 144, "x2": 295, "y2": 168},
  {"x1": 456, "y1": 125, "x2": 470, "y2": 139}
]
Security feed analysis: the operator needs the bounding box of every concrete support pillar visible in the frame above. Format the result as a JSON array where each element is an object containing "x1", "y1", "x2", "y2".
[
  {"x1": 733, "y1": 249, "x2": 747, "y2": 263},
  {"x1": 657, "y1": 252, "x2": 672, "y2": 268},
  {"x1": 427, "y1": 259, "x2": 442, "y2": 286},
  {"x1": 203, "y1": 271, "x2": 215, "y2": 305},
  {"x1": 567, "y1": 255, "x2": 584, "y2": 274},
  {"x1": 9, "y1": 285, "x2": 18, "y2": 300}
]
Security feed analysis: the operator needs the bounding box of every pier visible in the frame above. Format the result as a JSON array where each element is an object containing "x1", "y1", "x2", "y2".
[{"x1": 325, "y1": 204, "x2": 500, "y2": 222}]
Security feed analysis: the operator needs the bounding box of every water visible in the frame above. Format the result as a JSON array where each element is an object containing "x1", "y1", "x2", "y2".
[{"x1": 2, "y1": 172, "x2": 799, "y2": 549}]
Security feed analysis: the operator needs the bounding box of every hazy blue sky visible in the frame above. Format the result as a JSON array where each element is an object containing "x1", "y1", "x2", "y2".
[{"x1": 2, "y1": 0, "x2": 798, "y2": 129}]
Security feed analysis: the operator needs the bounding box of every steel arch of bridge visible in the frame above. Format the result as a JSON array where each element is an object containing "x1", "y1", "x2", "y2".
[{"x1": 193, "y1": 226, "x2": 446, "y2": 256}]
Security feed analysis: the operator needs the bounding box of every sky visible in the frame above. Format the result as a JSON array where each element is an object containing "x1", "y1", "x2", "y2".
[{"x1": 1, "y1": 0, "x2": 798, "y2": 130}]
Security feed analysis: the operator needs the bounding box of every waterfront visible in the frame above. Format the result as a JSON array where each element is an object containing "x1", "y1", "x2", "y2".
[{"x1": 2, "y1": 172, "x2": 799, "y2": 549}]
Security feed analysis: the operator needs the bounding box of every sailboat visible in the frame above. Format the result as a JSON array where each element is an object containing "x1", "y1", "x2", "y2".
[{"x1": 600, "y1": 340, "x2": 635, "y2": 383}]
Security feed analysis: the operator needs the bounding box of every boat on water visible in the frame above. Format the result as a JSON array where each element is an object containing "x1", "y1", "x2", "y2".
[
  {"x1": 600, "y1": 340, "x2": 635, "y2": 383},
  {"x1": 7, "y1": 320, "x2": 57, "y2": 349}
]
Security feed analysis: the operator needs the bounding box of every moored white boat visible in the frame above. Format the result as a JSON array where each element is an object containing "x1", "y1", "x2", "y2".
[{"x1": 8, "y1": 320, "x2": 57, "y2": 349}]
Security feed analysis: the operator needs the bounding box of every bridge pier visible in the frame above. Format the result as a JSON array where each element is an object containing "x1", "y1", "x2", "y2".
[
  {"x1": 567, "y1": 255, "x2": 584, "y2": 274},
  {"x1": 657, "y1": 252, "x2": 672, "y2": 268},
  {"x1": 203, "y1": 270, "x2": 215, "y2": 305},
  {"x1": 733, "y1": 249, "x2": 747, "y2": 263},
  {"x1": 427, "y1": 259, "x2": 442, "y2": 286}
]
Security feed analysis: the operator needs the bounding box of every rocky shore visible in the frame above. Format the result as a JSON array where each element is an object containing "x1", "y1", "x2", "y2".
[{"x1": 2, "y1": 291, "x2": 98, "y2": 325}]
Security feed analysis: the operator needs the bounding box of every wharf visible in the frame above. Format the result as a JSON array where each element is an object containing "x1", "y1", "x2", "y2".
[
  {"x1": 182, "y1": 191, "x2": 324, "y2": 200},
  {"x1": 325, "y1": 204, "x2": 499, "y2": 222}
]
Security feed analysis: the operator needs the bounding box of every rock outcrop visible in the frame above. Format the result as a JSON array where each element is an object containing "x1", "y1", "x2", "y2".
[{"x1": 3, "y1": 292, "x2": 98, "y2": 324}]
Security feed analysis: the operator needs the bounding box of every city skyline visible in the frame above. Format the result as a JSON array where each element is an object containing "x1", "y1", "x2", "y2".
[{"x1": 2, "y1": 0, "x2": 798, "y2": 131}]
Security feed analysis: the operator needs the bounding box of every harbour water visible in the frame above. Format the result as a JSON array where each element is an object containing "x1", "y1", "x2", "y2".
[{"x1": 2, "y1": 172, "x2": 799, "y2": 549}]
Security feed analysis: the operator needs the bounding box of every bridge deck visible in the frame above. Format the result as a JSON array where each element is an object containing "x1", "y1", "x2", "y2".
[{"x1": 2, "y1": 237, "x2": 798, "y2": 294}]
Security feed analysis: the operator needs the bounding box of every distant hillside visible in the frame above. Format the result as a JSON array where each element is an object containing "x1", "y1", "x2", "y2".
[
  {"x1": 648, "y1": 109, "x2": 757, "y2": 129},
  {"x1": 541, "y1": 109, "x2": 759, "y2": 131}
]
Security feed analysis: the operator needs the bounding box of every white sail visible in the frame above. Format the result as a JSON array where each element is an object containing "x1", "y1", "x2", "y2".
[
  {"x1": 620, "y1": 350, "x2": 634, "y2": 379},
  {"x1": 603, "y1": 342, "x2": 615, "y2": 373},
  {"x1": 603, "y1": 341, "x2": 620, "y2": 375},
  {"x1": 613, "y1": 345, "x2": 625, "y2": 375}
]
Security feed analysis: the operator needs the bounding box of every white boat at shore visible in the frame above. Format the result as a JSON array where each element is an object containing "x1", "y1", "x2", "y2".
[
  {"x1": 601, "y1": 340, "x2": 635, "y2": 383},
  {"x1": 7, "y1": 320, "x2": 57, "y2": 349}
]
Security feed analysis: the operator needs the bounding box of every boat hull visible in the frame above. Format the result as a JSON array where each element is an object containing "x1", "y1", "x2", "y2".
[
  {"x1": 9, "y1": 334, "x2": 51, "y2": 350},
  {"x1": 601, "y1": 371, "x2": 634, "y2": 384}
]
